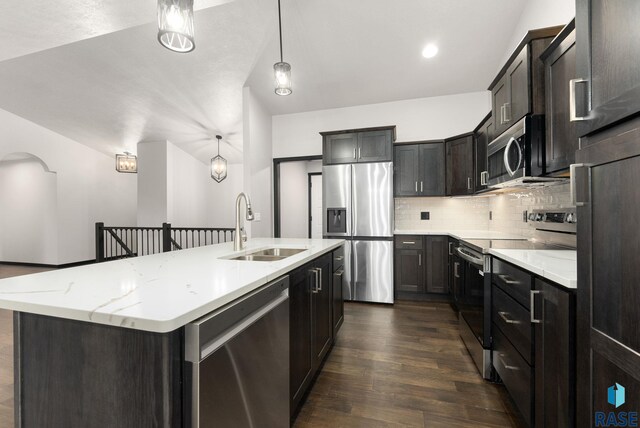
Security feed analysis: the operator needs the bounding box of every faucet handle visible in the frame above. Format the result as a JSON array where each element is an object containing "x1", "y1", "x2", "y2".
[{"x1": 240, "y1": 227, "x2": 247, "y2": 242}]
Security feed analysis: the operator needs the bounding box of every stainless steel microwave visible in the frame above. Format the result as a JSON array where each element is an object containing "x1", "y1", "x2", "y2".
[{"x1": 485, "y1": 115, "x2": 562, "y2": 188}]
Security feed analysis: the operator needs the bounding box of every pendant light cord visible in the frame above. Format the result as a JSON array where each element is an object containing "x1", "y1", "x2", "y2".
[{"x1": 278, "y1": 0, "x2": 284, "y2": 62}]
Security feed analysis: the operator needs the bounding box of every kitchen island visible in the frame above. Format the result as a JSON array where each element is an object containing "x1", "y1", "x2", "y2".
[{"x1": 0, "y1": 238, "x2": 344, "y2": 427}]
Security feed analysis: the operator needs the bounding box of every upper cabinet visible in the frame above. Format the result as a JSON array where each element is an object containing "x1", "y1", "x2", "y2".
[
  {"x1": 489, "y1": 26, "x2": 563, "y2": 137},
  {"x1": 474, "y1": 113, "x2": 492, "y2": 193},
  {"x1": 575, "y1": 0, "x2": 640, "y2": 137},
  {"x1": 393, "y1": 142, "x2": 445, "y2": 197},
  {"x1": 322, "y1": 127, "x2": 394, "y2": 165},
  {"x1": 541, "y1": 20, "x2": 578, "y2": 175},
  {"x1": 446, "y1": 134, "x2": 474, "y2": 196}
]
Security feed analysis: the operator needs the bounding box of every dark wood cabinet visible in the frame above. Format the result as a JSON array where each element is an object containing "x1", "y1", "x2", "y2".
[
  {"x1": 489, "y1": 27, "x2": 561, "y2": 137},
  {"x1": 534, "y1": 279, "x2": 576, "y2": 428},
  {"x1": 290, "y1": 248, "x2": 343, "y2": 415},
  {"x1": 322, "y1": 127, "x2": 394, "y2": 165},
  {"x1": 575, "y1": 117, "x2": 640, "y2": 427},
  {"x1": 541, "y1": 21, "x2": 578, "y2": 175},
  {"x1": 394, "y1": 236, "x2": 424, "y2": 294},
  {"x1": 474, "y1": 113, "x2": 492, "y2": 193},
  {"x1": 576, "y1": 0, "x2": 640, "y2": 137},
  {"x1": 425, "y1": 236, "x2": 448, "y2": 294},
  {"x1": 323, "y1": 133, "x2": 358, "y2": 164},
  {"x1": 446, "y1": 135, "x2": 474, "y2": 196},
  {"x1": 394, "y1": 142, "x2": 445, "y2": 197}
]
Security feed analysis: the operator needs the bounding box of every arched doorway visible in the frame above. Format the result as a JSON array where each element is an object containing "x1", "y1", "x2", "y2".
[{"x1": 0, "y1": 152, "x2": 57, "y2": 264}]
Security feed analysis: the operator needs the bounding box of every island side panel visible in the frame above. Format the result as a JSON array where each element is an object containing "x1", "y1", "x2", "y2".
[{"x1": 14, "y1": 313, "x2": 183, "y2": 428}]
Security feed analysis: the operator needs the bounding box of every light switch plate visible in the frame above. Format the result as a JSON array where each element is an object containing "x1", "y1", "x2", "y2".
[{"x1": 420, "y1": 211, "x2": 430, "y2": 220}]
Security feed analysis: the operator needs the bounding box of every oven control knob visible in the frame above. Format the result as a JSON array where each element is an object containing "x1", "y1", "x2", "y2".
[
  {"x1": 535, "y1": 213, "x2": 544, "y2": 221},
  {"x1": 566, "y1": 213, "x2": 577, "y2": 223},
  {"x1": 528, "y1": 213, "x2": 536, "y2": 221}
]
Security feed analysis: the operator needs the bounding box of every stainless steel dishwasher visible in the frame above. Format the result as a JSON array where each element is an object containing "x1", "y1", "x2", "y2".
[{"x1": 184, "y1": 276, "x2": 289, "y2": 427}]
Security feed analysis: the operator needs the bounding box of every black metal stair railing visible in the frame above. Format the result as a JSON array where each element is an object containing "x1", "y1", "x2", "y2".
[{"x1": 95, "y1": 222, "x2": 235, "y2": 262}]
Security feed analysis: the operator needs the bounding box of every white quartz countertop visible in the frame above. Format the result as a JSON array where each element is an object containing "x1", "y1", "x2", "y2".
[
  {"x1": 0, "y1": 238, "x2": 344, "y2": 333},
  {"x1": 489, "y1": 249, "x2": 577, "y2": 289},
  {"x1": 394, "y1": 229, "x2": 527, "y2": 240}
]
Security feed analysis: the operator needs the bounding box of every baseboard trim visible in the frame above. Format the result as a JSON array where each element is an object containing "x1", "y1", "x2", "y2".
[{"x1": 0, "y1": 260, "x2": 96, "y2": 269}]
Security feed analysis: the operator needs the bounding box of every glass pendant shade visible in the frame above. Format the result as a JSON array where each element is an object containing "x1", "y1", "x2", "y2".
[
  {"x1": 157, "y1": 0, "x2": 195, "y2": 53},
  {"x1": 115, "y1": 153, "x2": 137, "y2": 173},
  {"x1": 274, "y1": 61, "x2": 292, "y2": 96},
  {"x1": 211, "y1": 135, "x2": 227, "y2": 182}
]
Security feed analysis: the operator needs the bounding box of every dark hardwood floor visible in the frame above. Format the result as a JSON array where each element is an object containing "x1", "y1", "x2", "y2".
[
  {"x1": 294, "y1": 301, "x2": 520, "y2": 427},
  {"x1": 0, "y1": 266, "x2": 519, "y2": 427}
]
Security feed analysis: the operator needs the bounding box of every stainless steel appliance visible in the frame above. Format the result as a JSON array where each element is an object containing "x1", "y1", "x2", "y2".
[
  {"x1": 486, "y1": 115, "x2": 565, "y2": 188},
  {"x1": 323, "y1": 162, "x2": 394, "y2": 304},
  {"x1": 184, "y1": 277, "x2": 289, "y2": 427}
]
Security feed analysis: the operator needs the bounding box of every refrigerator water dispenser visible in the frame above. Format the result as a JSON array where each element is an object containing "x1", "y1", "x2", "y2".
[{"x1": 326, "y1": 208, "x2": 347, "y2": 234}]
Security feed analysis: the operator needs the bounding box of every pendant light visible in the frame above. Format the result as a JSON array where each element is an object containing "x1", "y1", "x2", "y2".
[
  {"x1": 274, "y1": 0, "x2": 292, "y2": 96},
  {"x1": 157, "y1": 0, "x2": 195, "y2": 53},
  {"x1": 115, "y1": 152, "x2": 137, "y2": 173},
  {"x1": 211, "y1": 135, "x2": 228, "y2": 182}
]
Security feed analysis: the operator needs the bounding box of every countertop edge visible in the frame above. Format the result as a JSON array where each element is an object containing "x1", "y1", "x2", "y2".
[{"x1": 488, "y1": 249, "x2": 577, "y2": 290}]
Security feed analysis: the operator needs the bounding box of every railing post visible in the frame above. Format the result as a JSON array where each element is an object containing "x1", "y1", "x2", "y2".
[
  {"x1": 95, "y1": 222, "x2": 105, "y2": 262},
  {"x1": 162, "y1": 223, "x2": 172, "y2": 253}
]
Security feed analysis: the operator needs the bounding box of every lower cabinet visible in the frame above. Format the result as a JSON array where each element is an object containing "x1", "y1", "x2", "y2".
[
  {"x1": 394, "y1": 235, "x2": 449, "y2": 299},
  {"x1": 491, "y1": 257, "x2": 576, "y2": 427},
  {"x1": 290, "y1": 248, "x2": 343, "y2": 417}
]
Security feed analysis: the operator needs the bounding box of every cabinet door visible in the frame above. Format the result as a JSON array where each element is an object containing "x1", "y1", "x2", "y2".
[
  {"x1": 506, "y1": 45, "x2": 530, "y2": 127},
  {"x1": 446, "y1": 136, "x2": 474, "y2": 196},
  {"x1": 492, "y1": 75, "x2": 510, "y2": 136},
  {"x1": 474, "y1": 115, "x2": 492, "y2": 193},
  {"x1": 419, "y1": 143, "x2": 445, "y2": 196},
  {"x1": 534, "y1": 279, "x2": 575, "y2": 428},
  {"x1": 289, "y1": 264, "x2": 314, "y2": 412},
  {"x1": 393, "y1": 144, "x2": 420, "y2": 196},
  {"x1": 575, "y1": 118, "x2": 640, "y2": 427},
  {"x1": 545, "y1": 28, "x2": 578, "y2": 175},
  {"x1": 323, "y1": 133, "x2": 358, "y2": 164},
  {"x1": 576, "y1": 0, "x2": 640, "y2": 136},
  {"x1": 312, "y1": 254, "x2": 333, "y2": 369},
  {"x1": 357, "y1": 130, "x2": 392, "y2": 162},
  {"x1": 394, "y1": 248, "x2": 424, "y2": 293},
  {"x1": 332, "y1": 267, "x2": 344, "y2": 337},
  {"x1": 425, "y1": 236, "x2": 448, "y2": 294}
]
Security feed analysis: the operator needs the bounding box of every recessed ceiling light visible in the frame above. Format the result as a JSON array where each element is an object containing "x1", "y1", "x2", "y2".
[{"x1": 422, "y1": 44, "x2": 438, "y2": 59}]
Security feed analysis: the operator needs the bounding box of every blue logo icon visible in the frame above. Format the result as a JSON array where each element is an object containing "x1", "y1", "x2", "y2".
[{"x1": 609, "y1": 383, "x2": 626, "y2": 409}]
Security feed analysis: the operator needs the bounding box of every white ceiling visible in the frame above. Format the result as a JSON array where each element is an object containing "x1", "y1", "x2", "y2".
[{"x1": 0, "y1": 0, "x2": 529, "y2": 163}]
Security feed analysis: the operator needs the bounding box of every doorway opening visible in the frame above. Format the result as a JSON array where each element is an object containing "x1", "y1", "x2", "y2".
[{"x1": 273, "y1": 156, "x2": 322, "y2": 238}]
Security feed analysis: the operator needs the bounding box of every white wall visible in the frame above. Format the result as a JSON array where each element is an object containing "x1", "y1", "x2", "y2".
[
  {"x1": 278, "y1": 160, "x2": 322, "y2": 239},
  {"x1": 500, "y1": 0, "x2": 575, "y2": 67},
  {"x1": 243, "y1": 87, "x2": 273, "y2": 238},
  {"x1": 0, "y1": 108, "x2": 137, "y2": 264},
  {"x1": 137, "y1": 141, "x2": 169, "y2": 226},
  {"x1": 207, "y1": 163, "x2": 244, "y2": 229},
  {"x1": 0, "y1": 156, "x2": 58, "y2": 264},
  {"x1": 272, "y1": 91, "x2": 491, "y2": 158}
]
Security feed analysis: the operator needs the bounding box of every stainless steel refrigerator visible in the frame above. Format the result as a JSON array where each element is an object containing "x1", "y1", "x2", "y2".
[{"x1": 323, "y1": 162, "x2": 394, "y2": 304}]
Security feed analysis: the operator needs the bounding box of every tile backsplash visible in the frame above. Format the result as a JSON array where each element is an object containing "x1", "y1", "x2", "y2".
[{"x1": 394, "y1": 182, "x2": 575, "y2": 247}]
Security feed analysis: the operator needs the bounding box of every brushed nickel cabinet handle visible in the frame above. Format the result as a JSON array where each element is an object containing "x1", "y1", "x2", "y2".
[
  {"x1": 415, "y1": 181, "x2": 418, "y2": 192},
  {"x1": 498, "y1": 311, "x2": 520, "y2": 325},
  {"x1": 402, "y1": 241, "x2": 416, "y2": 245},
  {"x1": 418, "y1": 254, "x2": 422, "y2": 266},
  {"x1": 498, "y1": 354, "x2": 519, "y2": 371},
  {"x1": 530, "y1": 290, "x2": 542, "y2": 323},
  {"x1": 420, "y1": 181, "x2": 423, "y2": 192},
  {"x1": 569, "y1": 78, "x2": 590, "y2": 122}
]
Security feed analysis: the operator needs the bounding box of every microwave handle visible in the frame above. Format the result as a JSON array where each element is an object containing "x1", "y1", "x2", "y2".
[{"x1": 503, "y1": 137, "x2": 522, "y2": 177}]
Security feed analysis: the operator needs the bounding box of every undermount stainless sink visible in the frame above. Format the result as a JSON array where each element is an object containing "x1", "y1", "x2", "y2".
[{"x1": 225, "y1": 248, "x2": 306, "y2": 262}]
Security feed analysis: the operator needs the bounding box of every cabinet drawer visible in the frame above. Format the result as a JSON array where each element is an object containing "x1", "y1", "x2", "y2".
[
  {"x1": 492, "y1": 257, "x2": 533, "y2": 309},
  {"x1": 493, "y1": 285, "x2": 533, "y2": 365},
  {"x1": 395, "y1": 236, "x2": 423, "y2": 250},
  {"x1": 493, "y1": 326, "x2": 533, "y2": 426},
  {"x1": 332, "y1": 246, "x2": 345, "y2": 272}
]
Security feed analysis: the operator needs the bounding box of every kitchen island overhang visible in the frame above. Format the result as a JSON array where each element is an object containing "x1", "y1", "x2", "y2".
[{"x1": 2, "y1": 238, "x2": 344, "y2": 427}]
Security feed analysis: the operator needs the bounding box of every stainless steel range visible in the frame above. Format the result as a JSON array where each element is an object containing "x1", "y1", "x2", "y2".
[{"x1": 456, "y1": 209, "x2": 577, "y2": 380}]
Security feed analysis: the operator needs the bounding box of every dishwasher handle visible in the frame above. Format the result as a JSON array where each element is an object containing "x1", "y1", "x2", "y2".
[{"x1": 185, "y1": 277, "x2": 289, "y2": 363}]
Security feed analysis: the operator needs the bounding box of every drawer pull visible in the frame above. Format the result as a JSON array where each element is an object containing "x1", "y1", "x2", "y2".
[
  {"x1": 498, "y1": 311, "x2": 520, "y2": 325},
  {"x1": 530, "y1": 290, "x2": 542, "y2": 323},
  {"x1": 402, "y1": 241, "x2": 416, "y2": 245},
  {"x1": 498, "y1": 274, "x2": 519, "y2": 285},
  {"x1": 498, "y1": 354, "x2": 520, "y2": 371},
  {"x1": 335, "y1": 256, "x2": 344, "y2": 261}
]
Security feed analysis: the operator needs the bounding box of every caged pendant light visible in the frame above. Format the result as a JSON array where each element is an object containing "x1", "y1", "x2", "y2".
[
  {"x1": 273, "y1": 0, "x2": 292, "y2": 96},
  {"x1": 157, "y1": 0, "x2": 195, "y2": 53},
  {"x1": 211, "y1": 135, "x2": 228, "y2": 182}
]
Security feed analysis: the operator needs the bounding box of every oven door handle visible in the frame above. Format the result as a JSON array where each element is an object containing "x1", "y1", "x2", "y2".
[
  {"x1": 503, "y1": 137, "x2": 522, "y2": 177},
  {"x1": 455, "y1": 246, "x2": 483, "y2": 267}
]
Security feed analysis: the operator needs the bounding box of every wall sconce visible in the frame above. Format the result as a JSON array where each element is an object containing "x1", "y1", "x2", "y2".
[{"x1": 116, "y1": 152, "x2": 137, "y2": 173}]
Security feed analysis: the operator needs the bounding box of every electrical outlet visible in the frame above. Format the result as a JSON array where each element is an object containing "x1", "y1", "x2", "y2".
[
  {"x1": 420, "y1": 211, "x2": 430, "y2": 220},
  {"x1": 254, "y1": 212, "x2": 262, "y2": 222}
]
